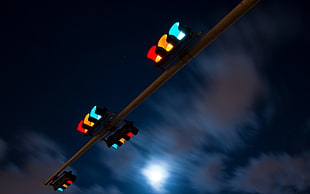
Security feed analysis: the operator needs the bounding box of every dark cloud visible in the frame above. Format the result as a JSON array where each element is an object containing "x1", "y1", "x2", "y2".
[
  {"x1": 230, "y1": 152, "x2": 310, "y2": 194},
  {"x1": 188, "y1": 153, "x2": 227, "y2": 193},
  {"x1": 0, "y1": 139, "x2": 8, "y2": 161},
  {"x1": 141, "y1": 45, "x2": 266, "y2": 155},
  {"x1": 192, "y1": 51, "x2": 265, "y2": 151},
  {"x1": 198, "y1": 54, "x2": 264, "y2": 125},
  {"x1": 0, "y1": 132, "x2": 69, "y2": 194},
  {"x1": 0, "y1": 131, "x2": 122, "y2": 194},
  {"x1": 77, "y1": 185, "x2": 122, "y2": 194}
]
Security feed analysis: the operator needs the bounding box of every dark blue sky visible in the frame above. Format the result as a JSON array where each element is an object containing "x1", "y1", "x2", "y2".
[{"x1": 0, "y1": 0, "x2": 309, "y2": 194}]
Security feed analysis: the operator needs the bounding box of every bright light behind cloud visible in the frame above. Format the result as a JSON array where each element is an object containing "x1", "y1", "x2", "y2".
[{"x1": 141, "y1": 161, "x2": 169, "y2": 192}]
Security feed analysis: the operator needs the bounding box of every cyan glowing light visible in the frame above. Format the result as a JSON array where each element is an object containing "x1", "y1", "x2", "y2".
[
  {"x1": 57, "y1": 188, "x2": 64, "y2": 192},
  {"x1": 141, "y1": 161, "x2": 169, "y2": 192},
  {"x1": 90, "y1": 106, "x2": 102, "y2": 120},
  {"x1": 112, "y1": 144, "x2": 118, "y2": 149},
  {"x1": 169, "y1": 22, "x2": 186, "y2": 40}
]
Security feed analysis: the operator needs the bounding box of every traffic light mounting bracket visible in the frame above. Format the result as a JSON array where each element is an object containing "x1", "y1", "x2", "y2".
[
  {"x1": 83, "y1": 109, "x2": 116, "y2": 137},
  {"x1": 159, "y1": 30, "x2": 203, "y2": 71}
]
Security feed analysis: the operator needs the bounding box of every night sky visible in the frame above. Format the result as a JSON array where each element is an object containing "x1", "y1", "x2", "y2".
[{"x1": 1, "y1": 0, "x2": 309, "y2": 194}]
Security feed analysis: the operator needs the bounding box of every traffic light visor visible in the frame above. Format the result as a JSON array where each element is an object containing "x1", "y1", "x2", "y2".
[
  {"x1": 169, "y1": 22, "x2": 186, "y2": 40},
  {"x1": 90, "y1": 106, "x2": 102, "y2": 120},
  {"x1": 77, "y1": 120, "x2": 88, "y2": 133},
  {"x1": 158, "y1": 34, "x2": 174, "y2": 52},
  {"x1": 83, "y1": 113, "x2": 95, "y2": 127},
  {"x1": 147, "y1": 46, "x2": 162, "y2": 63}
]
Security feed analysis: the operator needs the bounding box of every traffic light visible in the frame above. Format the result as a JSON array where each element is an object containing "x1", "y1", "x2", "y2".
[
  {"x1": 76, "y1": 106, "x2": 108, "y2": 135},
  {"x1": 52, "y1": 171, "x2": 76, "y2": 192},
  {"x1": 105, "y1": 121, "x2": 139, "y2": 149},
  {"x1": 89, "y1": 106, "x2": 108, "y2": 122},
  {"x1": 147, "y1": 22, "x2": 192, "y2": 66}
]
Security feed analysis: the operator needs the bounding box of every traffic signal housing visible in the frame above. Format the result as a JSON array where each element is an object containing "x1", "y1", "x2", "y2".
[
  {"x1": 76, "y1": 106, "x2": 109, "y2": 136},
  {"x1": 147, "y1": 22, "x2": 192, "y2": 67},
  {"x1": 105, "y1": 121, "x2": 138, "y2": 149},
  {"x1": 52, "y1": 171, "x2": 76, "y2": 192}
]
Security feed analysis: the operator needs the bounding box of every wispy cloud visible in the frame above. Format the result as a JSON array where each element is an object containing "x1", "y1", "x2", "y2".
[
  {"x1": 191, "y1": 51, "x2": 265, "y2": 151},
  {"x1": 230, "y1": 152, "x2": 310, "y2": 194},
  {"x1": 187, "y1": 153, "x2": 227, "y2": 193},
  {"x1": 80, "y1": 184, "x2": 122, "y2": 194},
  {"x1": 98, "y1": 142, "x2": 144, "y2": 181},
  {"x1": 0, "y1": 132, "x2": 68, "y2": 194},
  {"x1": 0, "y1": 131, "x2": 123, "y2": 194},
  {"x1": 141, "y1": 48, "x2": 265, "y2": 156}
]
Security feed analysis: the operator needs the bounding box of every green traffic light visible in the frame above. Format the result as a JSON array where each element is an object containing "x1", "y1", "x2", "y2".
[
  {"x1": 57, "y1": 188, "x2": 64, "y2": 192},
  {"x1": 112, "y1": 144, "x2": 118, "y2": 149},
  {"x1": 169, "y1": 22, "x2": 186, "y2": 40}
]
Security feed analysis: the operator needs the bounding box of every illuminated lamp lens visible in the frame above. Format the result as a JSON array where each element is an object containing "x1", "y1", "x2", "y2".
[
  {"x1": 177, "y1": 31, "x2": 185, "y2": 40},
  {"x1": 126, "y1": 132, "x2": 133, "y2": 138},
  {"x1": 57, "y1": 188, "x2": 64, "y2": 192},
  {"x1": 67, "y1": 180, "x2": 73, "y2": 184},
  {"x1": 119, "y1": 138, "x2": 125, "y2": 144},
  {"x1": 155, "y1": 55, "x2": 162, "y2": 63},
  {"x1": 62, "y1": 184, "x2": 68, "y2": 188},
  {"x1": 112, "y1": 144, "x2": 118, "y2": 149}
]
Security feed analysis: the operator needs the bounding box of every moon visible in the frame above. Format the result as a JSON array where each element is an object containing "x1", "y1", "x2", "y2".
[{"x1": 141, "y1": 161, "x2": 169, "y2": 192}]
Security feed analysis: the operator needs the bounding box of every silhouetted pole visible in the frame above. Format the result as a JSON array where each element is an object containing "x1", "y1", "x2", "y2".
[{"x1": 44, "y1": 0, "x2": 260, "y2": 185}]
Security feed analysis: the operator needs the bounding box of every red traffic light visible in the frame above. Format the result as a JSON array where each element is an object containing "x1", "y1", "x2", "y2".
[
  {"x1": 77, "y1": 120, "x2": 88, "y2": 134},
  {"x1": 147, "y1": 46, "x2": 163, "y2": 63},
  {"x1": 126, "y1": 132, "x2": 133, "y2": 138}
]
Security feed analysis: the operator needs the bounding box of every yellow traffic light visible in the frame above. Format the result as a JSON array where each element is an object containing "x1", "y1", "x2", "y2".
[{"x1": 158, "y1": 34, "x2": 174, "y2": 52}]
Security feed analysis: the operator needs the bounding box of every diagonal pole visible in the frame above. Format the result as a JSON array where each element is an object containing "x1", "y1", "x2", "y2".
[{"x1": 44, "y1": 0, "x2": 260, "y2": 185}]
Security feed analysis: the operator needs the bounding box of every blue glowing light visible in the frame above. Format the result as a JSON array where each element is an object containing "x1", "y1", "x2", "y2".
[
  {"x1": 168, "y1": 22, "x2": 186, "y2": 40},
  {"x1": 112, "y1": 144, "x2": 118, "y2": 149},
  {"x1": 57, "y1": 188, "x2": 64, "y2": 192},
  {"x1": 90, "y1": 106, "x2": 102, "y2": 120}
]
